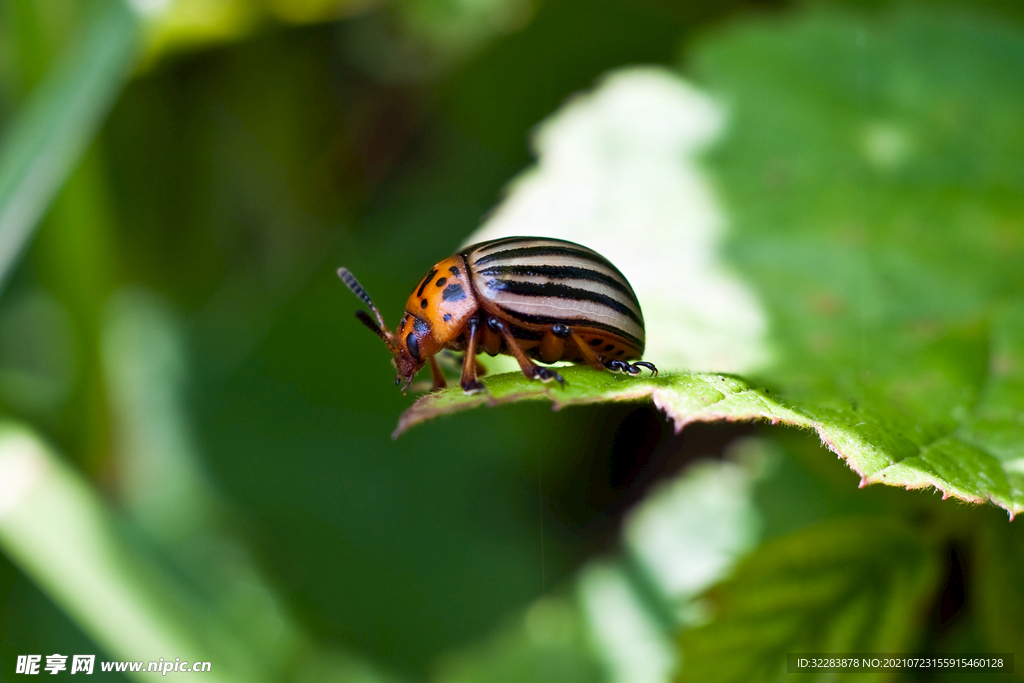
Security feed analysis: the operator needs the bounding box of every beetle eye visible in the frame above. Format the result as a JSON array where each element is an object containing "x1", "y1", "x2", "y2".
[{"x1": 405, "y1": 332, "x2": 420, "y2": 360}]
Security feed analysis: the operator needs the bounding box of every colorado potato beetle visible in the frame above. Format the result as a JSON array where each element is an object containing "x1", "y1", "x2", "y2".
[{"x1": 338, "y1": 236, "x2": 657, "y2": 393}]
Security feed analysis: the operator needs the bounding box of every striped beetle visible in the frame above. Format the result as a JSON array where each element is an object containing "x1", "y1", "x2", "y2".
[{"x1": 338, "y1": 236, "x2": 657, "y2": 393}]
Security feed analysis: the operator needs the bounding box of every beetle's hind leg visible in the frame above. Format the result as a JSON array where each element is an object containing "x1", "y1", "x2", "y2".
[
  {"x1": 568, "y1": 330, "x2": 608, "y2": 372},
  {"x1": 490, "y1": 316, "x2": 565, "y2": 386},
  {"x1": 632, "y1": 361, "x2": 658, "y2": 376},
  {"x1": 605, "y1": 359, "x2": 658, "y2": 377}
]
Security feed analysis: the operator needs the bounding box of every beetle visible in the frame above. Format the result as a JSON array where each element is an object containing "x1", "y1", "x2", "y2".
[{"x1": 338, "y1": 236, "x2": 657, "y2": 393}]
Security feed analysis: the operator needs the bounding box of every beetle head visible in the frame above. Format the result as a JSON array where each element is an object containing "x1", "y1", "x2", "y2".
[
  {"x1": 392, "y1": 312, "x2": 442, "y2": 391},
  {"x1": 391, "y1": 349, "x2": 424, "y2": 391},
  {"x1": 339, "y1": 267, "x2": 433, "y2": 392}
]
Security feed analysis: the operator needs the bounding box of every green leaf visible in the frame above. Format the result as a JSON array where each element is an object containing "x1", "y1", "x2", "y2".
[
  {"x1": 697, "y1": 6, "x2": 1024, "y2": 516},
  {"x1": 674, "y1": 517, "x2": 943, "y2": 683},
  {"x1": 395, "y1": 370, "x2": 796, "y2": 439},
  {"x1": 0, "y1": 0, "x2": 139, "y2": 290},
  {"x1": 398, "y1": 7, "x2": 1024, "y2": 516}
]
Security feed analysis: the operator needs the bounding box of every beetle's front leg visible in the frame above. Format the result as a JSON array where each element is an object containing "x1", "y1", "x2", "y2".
[
  {"x1": 491, "y1": 316, "x2": 565, "y2": 386},
  {"x1": 459, "y1": 316, "x2": 485, "y2": 393},
  {"x1": 428, "y1": 356, "x2": 447, "y2": 390}
]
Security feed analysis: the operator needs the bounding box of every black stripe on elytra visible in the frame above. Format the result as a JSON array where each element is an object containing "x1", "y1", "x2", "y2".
[
  {"x1": 460, "y1": 236, "x2": 533, "y2": 256},
  {"x1": 476, "y1": 264, "x2": 635, "y2": 299},
  {"x1": 442, "y1": 283, "x2": 467, "y2": 302},
  {"x1": 416, "y1": 269, "x2": 438, "y2": 298},
  {"x1": 496, "y1": 306, "x2": 643, "y2": 349},
  {"x1": 485, "y1": 279, "x2": 642, "y2": 326},
  {"x1": 472, "y1": 245, "x2": 617, "y2": 270}
]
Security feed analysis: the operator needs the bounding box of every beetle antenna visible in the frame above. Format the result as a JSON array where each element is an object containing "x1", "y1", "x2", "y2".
[
  {"x1": 338, "y1": 267, "x2": 397, "y2": 351},
  {"x1": 355, "y1": 310, "x2": 388, "y2": 342}
]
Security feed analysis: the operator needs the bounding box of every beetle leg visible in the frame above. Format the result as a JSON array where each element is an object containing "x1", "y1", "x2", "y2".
[
  {"x1": 460, "y1": 316, "x2": 485, "y2": 393},
  {"x1": 631, "y1": 361, "x2": 658, "y2": 377},
  {"x1": 568, "y1": 330, "x2": 607, "y2": 372},
  {"x1": 605, "y1": 359, "x2": 658, "y2": 377},
  {"x1": 493, "y1": 317, "x2": 565, "y2": 386},
  {"x1": 428, "y1": 355, "x2": 448, "y2": 390},
  {"x1": 474, "y1": 357, "x2": 488, "y2": 377},
  {"x1": 605, "y1": 359, "x2": 636, "y2": 375}
]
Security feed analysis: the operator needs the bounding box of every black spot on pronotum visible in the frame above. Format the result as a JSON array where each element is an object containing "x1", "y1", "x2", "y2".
[
  {"x1": 442, "y1": 283, "x2": 466, "y2": 302},
  {"x1": 417, "y1": 269, "x2": 438, "y2": 297},
  {"x1": 449, "y1": 266, "x2": 460, "y2": 276},
  {"x1": 420, "y1": 299, "x2": 428, "y2": 309},
  {"x1": 443, "y1": 313, "x2": 451, "y2": 322},
  {"x1": 435, "y1": 277, "x2": 447, "y2": 287},
  {"x1": 615, "y1": 349, "x2": 625, "y2": 357},
  {"x1": 589, "y1": 338, "x2": 602, "y2": 346},
  {"x1": 406, "y1": 332, "x2": 420, "y2": 359},
  {"x1": 604, "y1": 344, "x2": 615, "y2": 352}
]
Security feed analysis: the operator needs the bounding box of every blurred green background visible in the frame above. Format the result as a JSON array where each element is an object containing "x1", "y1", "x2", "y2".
[{"x1": 1, "y1": 0, "x2": 1023, "y2": 681}]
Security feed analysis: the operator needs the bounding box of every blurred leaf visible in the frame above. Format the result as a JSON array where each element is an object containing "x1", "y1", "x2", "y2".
[
  {"x1": 138, "y1": 0, "x2": 530, "y2": 72},
  {"x1": 434, "y1": 596, "x2": 604, "y2": 683},
  {"x1": 577, "y1": 562, "x2": 675, "y2": 683},
  {"x1": 343, "y1": 0, "x2": 537, "y2": 84},
  {"x1": 401, "y1": 8, "x2": 1024, "y2": 516},
  {"x1": 622, "y1": 449, "x2": 764, "y2": 623},
  {"x1": 972, "y1": 515, "x2": 1024, "y2": 655},
  {"x1": 0, "y1": 421, "x2": 402, "y2": 682},
  {"x1": 0, "y1": 424, "x2": 249, "y2": 682},
  {"x1": 0, "y1": 0, "x2": 138, "y2": 290},
  {"x1": 674, "y1": 517, "x2": 943, "y2": 683},
  {"x1": 101, "y1": 288, "x2": 304, "y2": 667},
  {"x1": 0, "y1": 288, "x2": 76, "y2": 416}
]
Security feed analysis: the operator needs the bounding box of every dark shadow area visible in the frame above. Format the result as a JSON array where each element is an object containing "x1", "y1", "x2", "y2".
[{"x1": 546, "y1": 404, "x2": 757, "y2": 553}]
